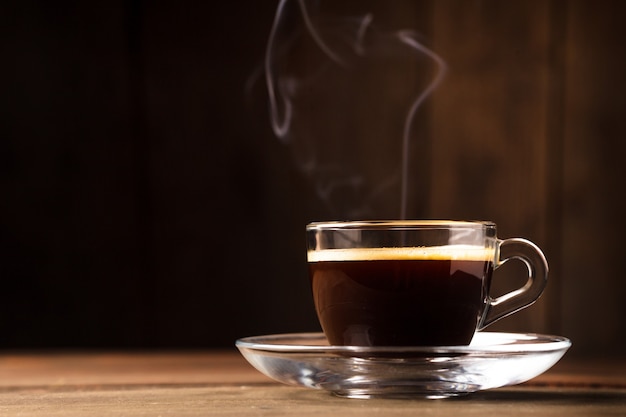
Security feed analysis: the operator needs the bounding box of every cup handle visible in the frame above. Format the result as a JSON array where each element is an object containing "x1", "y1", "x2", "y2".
[{"x1": 478, "y1": 238, "x2": 549, "y2": 330}]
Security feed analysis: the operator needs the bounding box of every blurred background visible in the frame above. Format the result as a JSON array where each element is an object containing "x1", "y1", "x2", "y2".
[{"x1": 1, "y1": 0, "x2": 624, "y2": 358}]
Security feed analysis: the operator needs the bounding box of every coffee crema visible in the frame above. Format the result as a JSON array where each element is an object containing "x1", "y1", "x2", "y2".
[
  {"x1": 308, "y1": 246, "x2": 495, "y2": 262},
  {"x1": 308, "y1": 246, "x2": 495, "y2": 347}
]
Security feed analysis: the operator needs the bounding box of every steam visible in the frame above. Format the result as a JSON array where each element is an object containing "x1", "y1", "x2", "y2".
[
  {"x1": 395, "y1": 31, "x2": 446, "y2": 219},
  {"x1": 266, "y1": 0, "x2": 446, "y2": 219}
]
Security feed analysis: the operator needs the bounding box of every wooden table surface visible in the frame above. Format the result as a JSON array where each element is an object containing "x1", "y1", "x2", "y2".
[{"x1": 0, "y1": 350, "x2": 624, "y2": 416}]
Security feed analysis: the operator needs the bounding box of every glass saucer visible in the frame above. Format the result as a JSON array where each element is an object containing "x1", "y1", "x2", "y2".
[{"x1": 236, "y1": 332, "x2": 571, "y2": 399}]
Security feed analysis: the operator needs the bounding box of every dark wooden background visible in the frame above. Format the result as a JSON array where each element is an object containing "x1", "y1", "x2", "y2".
[{"x1": 1, "y1": 0, "x2": 625, "y2": 358}]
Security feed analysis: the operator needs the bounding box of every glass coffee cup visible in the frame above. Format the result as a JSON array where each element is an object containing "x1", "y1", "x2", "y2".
[{"x1": 306, "y1": 220, "x2": 548, "y2": 346}]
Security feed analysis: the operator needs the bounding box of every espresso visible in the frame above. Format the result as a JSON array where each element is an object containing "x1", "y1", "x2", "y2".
[{"x1": 308, "y1": 247, "x2": 494, "y2": 346}]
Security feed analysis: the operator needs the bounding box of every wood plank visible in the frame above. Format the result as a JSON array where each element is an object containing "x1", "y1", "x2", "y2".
[
  {"x1": 2, "y1": 384, "x2": 626, "y2": 417},
  {"x1": 430, "y1": 0, "x2": 553, "y2": 334},
  {"x1": 0, "y1": 353, "x2": 624, "y2": 417},
  {"x1": 560, "y1": 0, "x2": 626, "y2": 356},
  {"x1": 0, "y1": 351, "x2": 270, "y2": 387}
]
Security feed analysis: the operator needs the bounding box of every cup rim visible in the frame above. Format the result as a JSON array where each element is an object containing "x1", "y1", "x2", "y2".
[{"x1": 306, "y1": 220, "x2": 496, "y2": 231}]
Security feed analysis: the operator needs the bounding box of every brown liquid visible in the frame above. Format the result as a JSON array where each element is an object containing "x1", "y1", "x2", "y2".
[{"x1": 309, "y1": 257, "x2": 492, "y2": 346}]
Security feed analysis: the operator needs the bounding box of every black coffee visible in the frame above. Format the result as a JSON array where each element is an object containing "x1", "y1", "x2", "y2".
[{"x1": 308, "y1": 248, "x2": 493, "y2": 346}]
